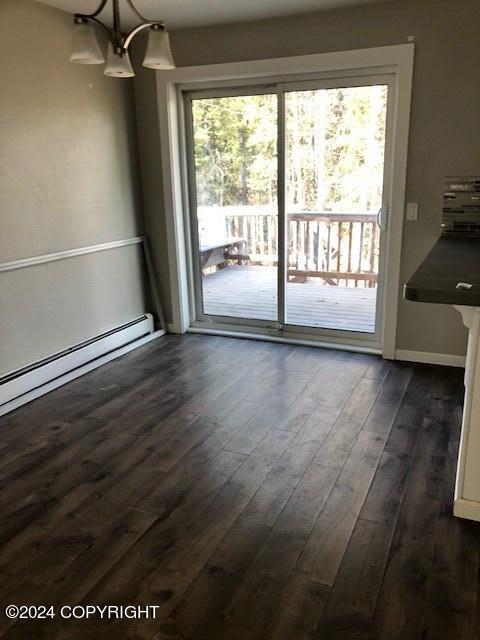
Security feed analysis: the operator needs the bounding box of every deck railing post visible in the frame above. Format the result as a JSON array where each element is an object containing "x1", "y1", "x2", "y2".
[{"x1": 218, "y1": 210, "x2": 378, "y2": 287}]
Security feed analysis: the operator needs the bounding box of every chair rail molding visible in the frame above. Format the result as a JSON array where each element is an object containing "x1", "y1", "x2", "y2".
[{"x1": 0, "y1": 237, "x2": 144, "y2": 273}]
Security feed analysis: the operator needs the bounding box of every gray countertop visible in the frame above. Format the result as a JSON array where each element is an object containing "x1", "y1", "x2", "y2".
[{"x1": 404, "y1": 237, "x2": 480, "y2": 306}]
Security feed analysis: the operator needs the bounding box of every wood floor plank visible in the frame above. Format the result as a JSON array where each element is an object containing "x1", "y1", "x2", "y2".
[
  {"x1": 272, "y1": 370, "x2": 344, "y2": 434},
  {"x1": 315, "y1": 355, "x2": 371, "y2": 410},
  {"x1": 273, "y1": 359, "x2": 346, "y2": 414},
  {"x1": 185, "y1": 463, "x2": 338, "y2": 640},
  {"x1": 77, "y1": 429, "x2": 295, "y2": 639},
  {"x1": 2, "y1": 334, "x2": 250, "y2": 444},
  {"x1": 359, "y1": 449, "x2": 411, "y2": 526},
  {"x1": 151, "y1": 360, "x2": 292, "y2": 472},
  {"x1": 240, "y1": 440, "x2": 321, "y2": 527},
  {"x1": 373, "y1": 372, "x2": 457, "y2": 640},
  {"x1": 267, "y1": 570, "x2": 330, "y2": 640},
  {"x1": 293, "y1": 403, "x2": 342, "y2": 444},
  {"x1": 421, "y1": 380, "x2": 479, "y2": 640},
  {"x1": 1, "y1": 509, "x2": 160, "y2": 640},
  {"x1": 0, "y1": 341, "x2": 280, "y2": 541},
  {"x1": 134, "y1": 373, "x2": 297, "y2": 517},
  {"x1": 204, "y1": 465, "x2": 337, "y2": 640},
  {"x1": 158, "y1": 429, "x2": 295, "y2": 576},
  {"x1": 217, "y1": 528, "x2": 311, "y2": 640},
  {"x1": 224, "y1": 372, "x2": 310, "y2": 455},
  {"x1": 0, "y1": 525, "x2": 88, "y2": 638},
  {"x1": 0, "y1": 434, "x2": 115, "y2": 546},
  {"x1": 314, "y1": 376, "x2": 380, "y2": 469},
  {"x1": 298, "y1": 428, "x2": 387, "y2": 585},
  {"x1": 0, "y1": 337, "x2": 476, "y2": 640},
  {"x1": 362, "y1": 363, "x2": 413, "y2": 434},
  {"x1": 282, "y1": 345, "x2": 344, "y2": 374},
  {"x1": 363, "y1": 356, "x2": 392, "y2": 382},
  {"x1": 165, "y1": 519, "x2": 271, "y2": 640},
  {"x1": 312, "y1": 366, "x2": 439, "y2": 640},
  {"x1": 242, "y1": 433, "x2": 338, "y2": 528},
  {"x1": 313, "y1": 517, "x2": 394, "y2": 640},
  {"x1": 178, "y1": 349, "x2": 278, "y2": 417},
  {"x1": 273, "y1": 462, "x2": 339, "y2": 534},
  {"x1": 0, "y1": 420, "x2": 163, "y2": 540},
  {"x1": 0, "y1": 335, "x2": 204, "y2": 435},
  {"x1": 135, "y1": 448, "x2": 247, "y2": 522}
]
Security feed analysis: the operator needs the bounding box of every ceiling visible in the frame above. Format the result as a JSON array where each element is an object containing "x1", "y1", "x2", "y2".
[{"x1": 35, "y1": 0, "x2": 396, "y2": 30}]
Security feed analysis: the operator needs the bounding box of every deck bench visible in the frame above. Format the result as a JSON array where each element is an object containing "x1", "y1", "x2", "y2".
[{"x1": 200, "y1": 237, "x2": 248, "y2": 270}]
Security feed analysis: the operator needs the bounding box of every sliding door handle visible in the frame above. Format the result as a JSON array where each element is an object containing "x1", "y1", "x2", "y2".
[{"x1": 377, "y1": 204, "x2": 389, "y2": 232}]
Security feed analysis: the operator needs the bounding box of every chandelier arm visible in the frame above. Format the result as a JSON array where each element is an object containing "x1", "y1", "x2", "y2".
[
  {"x1": 73, "y1": 0, "x2": 169, "y2": 60},
  {"x1": 126, "y1": 0, "x2": 163, "y2": 25},
  {"x1": 74, "y1": 14, "x2": 115, "y2": 41},
  {"x1": 77, "y1": 0, "x2": 109, "y2": 19},
  {"x1": 123, "y1": 21, "x2": 159, "y2": 51},
  {"x1": 112, "y1": 0, "x2": 122, "y2": 42}
]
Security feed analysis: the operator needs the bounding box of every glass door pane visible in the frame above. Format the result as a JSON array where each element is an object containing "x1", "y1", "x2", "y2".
[
  {"x1": 190, "y1": 93, "x2": 278, "y2": 323},
  {"x1": 285, "y1": 84, "x2": 388, "y2": 333}
]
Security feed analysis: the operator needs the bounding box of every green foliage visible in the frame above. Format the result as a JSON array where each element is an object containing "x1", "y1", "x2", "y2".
[
  {"x1": 192, "y1": 85, "x2": 387, "y2": 213},
  {"x1": 286, "y1": 86, "x2": 387, "y2": 212},
  {"x1": 192, "y1": 95, "x2": 277, "y2": 207}
]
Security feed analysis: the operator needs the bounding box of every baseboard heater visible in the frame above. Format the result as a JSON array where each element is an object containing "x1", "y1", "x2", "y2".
[{"x1": 0, "y1": 314, "x2": 164, "y2": 417}]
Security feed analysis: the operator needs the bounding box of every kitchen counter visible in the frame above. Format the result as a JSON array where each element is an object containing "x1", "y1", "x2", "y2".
[
  {"x1": 404, "y1": 236, "x2": 480, "y2": 306},
  {"x1": 404, "y1": 235, "x2": 480, "y2": 522}
]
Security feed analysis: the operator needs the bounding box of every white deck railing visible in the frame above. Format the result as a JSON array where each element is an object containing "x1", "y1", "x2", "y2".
[{"x1": 222, "y1": 211, "x2": 379, "y2": 288}]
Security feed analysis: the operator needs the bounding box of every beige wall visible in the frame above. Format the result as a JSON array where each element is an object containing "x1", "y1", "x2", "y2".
[
  {"x1": 0, "y1": 0, "x2": 147, "y2": 376},
  {"x1": 132, "y1": 41, "x2": 173, "y2": 322},
  {"x1": 135, "y1": 0, "x2": 480, "y2": 356}
]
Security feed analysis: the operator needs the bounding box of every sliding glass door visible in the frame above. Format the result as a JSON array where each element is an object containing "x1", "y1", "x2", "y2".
[
  {"x1": 285, "y1": 84, "x2": 388, "y2": 333},
  {"x1": 185, "y1": 76, "x2": 392, "y2": 344},
  {"x1": 187, "y1": 90, "x2": 279, "y2": 325}
]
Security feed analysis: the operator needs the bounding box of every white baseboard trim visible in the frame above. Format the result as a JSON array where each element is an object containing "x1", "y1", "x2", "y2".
[
  {"x1": 394, "y1": 349, "x2": 466, "y2": 368},
  {"x1": 454, "y1": 498, "x2": 480, "y2": 522},
  {"x1": 0, "y1": 316, "x2": 165, "y2": 417}
]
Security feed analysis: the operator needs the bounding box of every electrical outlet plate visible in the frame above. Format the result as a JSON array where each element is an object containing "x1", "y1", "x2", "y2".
[{"x1": 405, "y1": 202, "x2": 418, "y2": 221}]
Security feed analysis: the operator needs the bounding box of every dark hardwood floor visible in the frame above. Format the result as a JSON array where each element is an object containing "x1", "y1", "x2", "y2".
[{"x1": 0, "y1": 334, "x2": 478, "y2": 639}]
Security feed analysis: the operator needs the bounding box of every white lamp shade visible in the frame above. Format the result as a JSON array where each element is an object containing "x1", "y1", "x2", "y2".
[
  {"x1": 104, "y1": 43, "x2": 135, "y2": 78},
  {"x1": 143, "y1": 28, "x2": 175, "y2": 70},
  {"x1": 70, "y1": 20, "x2": 105, "y2": 64}
]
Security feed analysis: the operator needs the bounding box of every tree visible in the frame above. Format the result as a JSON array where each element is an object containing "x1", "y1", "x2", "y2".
[{"x1": 192, "y1": 94, "x2": 277, "y2": 208}]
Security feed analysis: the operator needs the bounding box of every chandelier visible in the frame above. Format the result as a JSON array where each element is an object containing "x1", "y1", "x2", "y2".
[{"x1": 70, "y1": 0, "x2": 175, "y2": 77}]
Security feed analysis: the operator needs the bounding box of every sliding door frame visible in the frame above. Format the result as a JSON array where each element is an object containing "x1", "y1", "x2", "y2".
[
  {"x1": 156, "y1": 44, "x2": 415, "y2": 357},
  {"x1": 184, "y1": 75, "x2": 394, "y2": 343},
  {"x1": 184, "y1": 84, "x2": 282, "y2": 331},
  {"x1": 279, "y1": 73, "x2": 395, "y2": 344}
]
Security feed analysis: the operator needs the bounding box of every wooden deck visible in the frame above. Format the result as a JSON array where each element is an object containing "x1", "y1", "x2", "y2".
[{"x1": 203, "y1": 265, "x2": 377, "y2": 333}]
